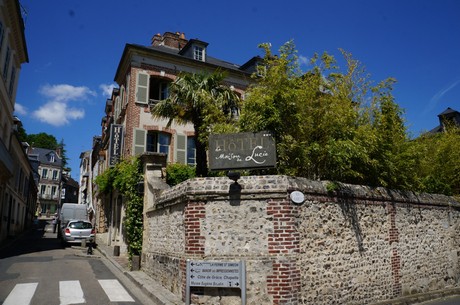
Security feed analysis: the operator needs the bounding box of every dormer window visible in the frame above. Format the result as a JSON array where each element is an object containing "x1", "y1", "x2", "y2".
[
  {"x1": 179, "y1": 39, "x2": 208, "y2": 62},
  {"x1": 49, "y1": 153, "x2": 55, "y2": 162},
  {"x1": 194, "y1": 46, "x2": 204, "y2": 61}
]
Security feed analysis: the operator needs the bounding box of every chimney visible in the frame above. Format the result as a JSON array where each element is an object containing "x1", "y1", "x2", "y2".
[
  {"x1": 56, "y1": 146, "x2": 62, "y2": 158},
  {"x1": 151, "y1": 33, "x2": 162, "y2": 46},
  {"x1": 151, "y1": 31, "x2": 188, "y2": 49}
]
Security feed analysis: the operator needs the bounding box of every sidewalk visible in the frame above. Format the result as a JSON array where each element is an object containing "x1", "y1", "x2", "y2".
[{"x1": 95, "y1": 234, "x2": 183, "y2": 305}]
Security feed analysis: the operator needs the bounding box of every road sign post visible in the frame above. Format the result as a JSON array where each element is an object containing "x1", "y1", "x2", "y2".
[{"x1": 185, "y1": 260, "x2": 246, "y2": 305}]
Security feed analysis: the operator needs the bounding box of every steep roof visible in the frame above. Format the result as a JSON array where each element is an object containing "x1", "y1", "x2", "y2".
[
  {"x1": 114, "y1": 39, "x2": 256, "y2": 84},
  {"x1": 27, "y1": 147, "x2": 62, "y2": 167}
]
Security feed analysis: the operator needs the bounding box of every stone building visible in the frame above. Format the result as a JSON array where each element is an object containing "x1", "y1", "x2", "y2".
[
  {"x1": 91, "y1": 31, "x2": 261, "y2": 250},
  {"x1": 0, "y1": 0, "x2": 36, "y2": 242},
  {"x1": 26, "y1": 147, "x2": 63, "y2": 216}
]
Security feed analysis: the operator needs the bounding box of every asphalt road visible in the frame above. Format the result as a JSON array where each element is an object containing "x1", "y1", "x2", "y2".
[{"x1": 0, "y1": 219, "x2": 153, "y2": 305}]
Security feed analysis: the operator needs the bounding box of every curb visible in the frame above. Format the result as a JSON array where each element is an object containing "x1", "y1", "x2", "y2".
[{"x1": 95, "y1": 246, "x2": 182, "y2": 305}]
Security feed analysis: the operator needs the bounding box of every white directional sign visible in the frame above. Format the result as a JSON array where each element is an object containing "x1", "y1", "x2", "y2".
[
  {"x1": 186, "y1": 260, "x2": 246, "y2": 305},
  {"x1": 187, "y1": 261, "x2": 242, "y2": 287}
]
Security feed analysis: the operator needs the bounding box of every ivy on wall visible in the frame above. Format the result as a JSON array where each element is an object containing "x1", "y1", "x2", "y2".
[{"x1": 95, "y1": 157, "x2": 143, "y2": 259}]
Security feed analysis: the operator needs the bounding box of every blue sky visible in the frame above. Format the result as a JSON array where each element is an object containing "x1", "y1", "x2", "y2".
[{"x1": 14, "y1": 0, "x2": 460, "y2": 180}]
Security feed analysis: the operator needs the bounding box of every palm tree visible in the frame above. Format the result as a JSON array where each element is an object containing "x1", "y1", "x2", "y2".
[{"x1": 151, "y1": 70, "x2": 240, "y2": 177}]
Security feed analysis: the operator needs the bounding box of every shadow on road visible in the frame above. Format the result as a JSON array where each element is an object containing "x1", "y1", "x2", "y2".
[{"x1": 0, "y1": 219, "x2": 64, "y2": 259}]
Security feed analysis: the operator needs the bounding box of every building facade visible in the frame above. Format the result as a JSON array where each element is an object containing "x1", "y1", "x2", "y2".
[
  {"x1": 91, "y1": 31, "x2": 260, "y2": 250},
  {"x1": 26, "y1": 147, "x2": 63, "y2": 217},
  {"x1": 0, "y1": 0, "x2": 35, "y2": 242}
]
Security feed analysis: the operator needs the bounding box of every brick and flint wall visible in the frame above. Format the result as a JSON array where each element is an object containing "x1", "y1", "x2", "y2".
[{"x1": 141, "y1": 171, "x2": 460, "y2": 305}]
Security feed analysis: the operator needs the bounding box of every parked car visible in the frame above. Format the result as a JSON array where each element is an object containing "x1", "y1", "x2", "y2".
[
  {"x1": 61, "y1": 220, "x2": 95, "y2": 246},
  {"x1": 58, "y1": 203, "x2": 88, "y2": 238}
]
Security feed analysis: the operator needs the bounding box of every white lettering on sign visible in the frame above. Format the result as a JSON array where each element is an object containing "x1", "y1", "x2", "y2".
[{"x1": 208, "y1": 131, "x2": 276, "y2": 171}]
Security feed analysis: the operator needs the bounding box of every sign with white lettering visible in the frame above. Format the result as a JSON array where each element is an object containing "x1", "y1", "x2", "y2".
[
  {"x1": 109, "y1": 124, "x2": 124, "y2": 166},
  {"x1": 185, "y1": 260, "x2": 246, "y2": 305},
  {"x1": 208, "y1": 131, "x2": 276, "y2": 171}
]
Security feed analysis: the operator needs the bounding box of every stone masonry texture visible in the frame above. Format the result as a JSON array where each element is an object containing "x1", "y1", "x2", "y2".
[{"x1": 141, "y1": 174, "x2": 460, "y2": 305}]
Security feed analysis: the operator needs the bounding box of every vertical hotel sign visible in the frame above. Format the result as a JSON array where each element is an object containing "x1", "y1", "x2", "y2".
[{"x1": 109, "y1": 124, "x2": 124, "y2": 166}]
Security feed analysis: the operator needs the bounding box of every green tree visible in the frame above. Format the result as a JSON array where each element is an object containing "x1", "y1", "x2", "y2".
[
  {"x1": 58, "y1": 138, "x2": 69, "y2": 169},
  {"x1": 151, "y1": 70, "x2": 240, "y2": 177},
  {"x1": 27, "y1": 132, "x2": 58, "y2": 149},
  {"x1": 239, "y1": 41, "x2": 411, "y2": 189},
  {"x1": 15, "y1": 123, "x2": 28, "y2": 142},
  {"x1": 410, "y1": 125, "x2": 460, "y2": 196}
]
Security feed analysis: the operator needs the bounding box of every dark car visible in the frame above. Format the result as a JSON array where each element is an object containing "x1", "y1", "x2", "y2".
[{"x1": 61, "y1": 220, "x2": 95, "y2": 246}]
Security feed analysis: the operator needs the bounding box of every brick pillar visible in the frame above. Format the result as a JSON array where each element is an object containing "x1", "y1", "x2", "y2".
[
  {"x1": 267, "y1": 198, "x2": 301, "y2": 305},
  {"x1": 387, "y1": 203, "x2": 401, "y2": 296},
  {"x1": 182, "y1": 201, "x2": 206, "y2": 300}
]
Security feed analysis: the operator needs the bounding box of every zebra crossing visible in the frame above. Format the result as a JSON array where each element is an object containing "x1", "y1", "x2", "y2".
[{"x1": 3, "y1": 279, "x2": 135, "y2": 305}]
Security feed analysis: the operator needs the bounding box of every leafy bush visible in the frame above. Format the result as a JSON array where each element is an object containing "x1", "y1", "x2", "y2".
[{"x1": 166, "y1": 163, "x2": 196, "y2": 186}]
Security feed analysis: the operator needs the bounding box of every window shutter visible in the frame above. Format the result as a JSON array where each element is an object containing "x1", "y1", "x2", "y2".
[
  {"x1": 136, "y1": 72, "x2": 149, "y2": 104},
  {"x1": 175, "y1": 134, "x2": 186, "y2": 164},
  {"x1": 134, "y1": 129, "x2": 146, "y2": 155}
]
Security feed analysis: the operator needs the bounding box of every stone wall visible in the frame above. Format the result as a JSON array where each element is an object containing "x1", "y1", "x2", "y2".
[{"x1": 141, "y1": 173, "x2": 460, "y2": 305}]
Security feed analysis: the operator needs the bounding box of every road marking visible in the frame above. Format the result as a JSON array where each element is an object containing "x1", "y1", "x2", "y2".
[
  {"x1": 59, "y1": 280, "x2": 85, "y2": 305},
  {"x1": 98, "y1": 279, "x2": 135, "y2": 302},
  {"x1": 3, "y1": 283, "x2": 38, "y2": 305}
]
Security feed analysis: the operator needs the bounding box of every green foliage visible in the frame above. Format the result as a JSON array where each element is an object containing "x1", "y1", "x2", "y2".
[
  {"x1": 27, "y1": 132, "x2": 59, "y2": 149},
  {"x1": 239, "y1": 41, "x2": 411, "y2": 190},
  {"x1": 409, "y1": 126, "x2": 460, "y2": 196},
  {"x1": 15, "y1": 123, "x2": 28, "y2": 142},
  {"x1": 151, "y1": 70, "x2": 240, "y2": 177},
  {"x1": 94, "y1": 157, "x2": 144, "y2": 258},
  {"x1": 25, "y1": 132, "x2": 69, "y2": 170},
  {"x1": 326, "y1": 181, "x2": 340, "y2": 193},
  {"x1": 166, "y1": 163, "x2": 196, "y2": 186},
  {"x1": 94, "y1": 167, "x2": 116, "y2": 194}
]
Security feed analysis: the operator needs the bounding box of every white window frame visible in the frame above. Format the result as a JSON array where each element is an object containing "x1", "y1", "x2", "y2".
[{"x1": 194, "y1": 46, "x2": 204, "y2": 61}]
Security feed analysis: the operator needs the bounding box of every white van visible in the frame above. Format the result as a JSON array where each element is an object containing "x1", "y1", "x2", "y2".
[{"x1": 58, "y1": 203, "x2": 88, "y2": 238}]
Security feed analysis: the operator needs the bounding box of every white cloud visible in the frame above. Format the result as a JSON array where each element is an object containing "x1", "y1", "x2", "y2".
[
  {"x1": 425, "y1": 79, "x2": 460, "y2": 114},
  {"x1": 298, "y1": 55, "x2": 309, "y2": 66},
  {"x1": 99, "y1": 83, "x2": 117, "y2": 97},
  {"x1": 32, "y1": 84, "x2": 95, "y2": 126},
  {"x1": 39, "y1": 84, "x2": 96, "y2": 103},
  {"x1": 14, "y1": 103, "x2": 27, "y2": 116},
  {"x1": 33, "y1": 101, "x2": 85, "y2": 127}
]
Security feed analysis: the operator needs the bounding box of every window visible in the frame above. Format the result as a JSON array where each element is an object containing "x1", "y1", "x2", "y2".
[
  {"x1": 187, "y1": 137, "x2": 196, "y2": 165},
  {"x1": 149, "y1": 78, "x2": 170, "y2": 103},
  {"x1": 3, "y1": 46, "x2": 10, "y2": 80},
  {"x1": 42, "y1": 168, "x2": 48, "y2": 179},
  {"x1": 52, "y1": 170, "x2": 58, "y2": 180},
  {"x1": 51, "y1": 186, "x2": 57, "y2": 197},
  {"x1": 194, "y1": 46, "x2": 204, "y2": 61},
  {"x1": 49, "y1": 153, "x2": 55, "y2": 162},
  {"x1": 160, "y1": 82, "x2": 169, "y2": 100},
  {"x1": 146, "y1": 131, "x2": 170, "y2": 155},
  {"x1": 40, "y1": 185, "x2": 46, "y2": 195}
]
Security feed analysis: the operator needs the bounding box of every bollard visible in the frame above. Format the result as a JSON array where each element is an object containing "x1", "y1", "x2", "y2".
[
  {"x1": 113, "y1": 245, "x2": 120, "y2": 256},
  {"x1": 131, "y1": 255, "x2": 140, "y2": 271}
]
